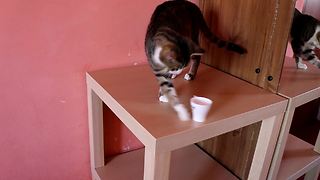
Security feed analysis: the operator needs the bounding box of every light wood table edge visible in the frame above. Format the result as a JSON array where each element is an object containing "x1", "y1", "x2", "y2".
[
  {"x1": 305, "y1": 131, "x2": 320, "y2": 180},
  {"x1": 86, "y1": 73, "x2": 155, "y2": 146},
  {"x1": 268, "y1": 91, "x2": 320, "y2": 180},
  {"x1": 156, "y1": 100, "x2": 288, "y2": 153},
  {"x1": 304, "y1": 165, "x2": 320, "y2": 180},
  {"x1": 87, "y1": 79, "x2": 104, "y2": 179},
  {"x1": 247, "y1": 114, "x2": 285, "y2": 180},
  {"x1": 86, "y1": 69, "x2": 288, "y2": 180},
  {"x1": 95, "y1": 145, "x2": 238, "y2": 180},
  {"x1": 315, "y1": 132, "x2": 320, "y2": 153},
  {"x1": 267, "y1": 96, "x2": 293, "y2": 180}
]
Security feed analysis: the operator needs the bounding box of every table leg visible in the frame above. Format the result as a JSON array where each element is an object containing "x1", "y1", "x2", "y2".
[
  {"x1": 316, "y1": 104, "x2": 320, "y2": 121},
  {"x1": 314, "y1": 130, "x2": 320, "y2": 153},
  {"x1": 248, "y1": 114, "x2": 284, "y2": 180},
  {"x1": 304, "y1": 165, "x2": 320, "y2": 180},
  {"x1": 305, "y1": 130, "x2": 320, "y2": 180},
  {"x1": 87, "y1": 88, "x2": 104, "y2": 179},
  {"x1": 144, "y1": 146, "x2": 171, "y2": 180},
  {"x1": 267, "y1": 106, "x2": 295, "y2": 180}
]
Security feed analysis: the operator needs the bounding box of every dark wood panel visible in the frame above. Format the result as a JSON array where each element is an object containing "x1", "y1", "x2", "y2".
[
  {"x1": 199, "y1": 0, "x2": 295, "y2": 92},
  {"x1": 197, "y1": 0, "x2": 295, "y2": 179},
  {"x1": 198, "y1": 122, "x2": 261, "y2": 179}
]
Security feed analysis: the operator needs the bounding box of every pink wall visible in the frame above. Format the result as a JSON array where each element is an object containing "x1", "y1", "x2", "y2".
[{"x1": 0, "y1": 0, "x2": 165, "y2": 179}]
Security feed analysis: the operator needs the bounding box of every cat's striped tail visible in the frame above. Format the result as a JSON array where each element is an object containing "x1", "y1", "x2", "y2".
[
  {"x1": 196, "y1": 9, "x2": 247, "y2": 54},
  {"x1": 203, "y1": 30, "x2": 247, "y2": 54}
]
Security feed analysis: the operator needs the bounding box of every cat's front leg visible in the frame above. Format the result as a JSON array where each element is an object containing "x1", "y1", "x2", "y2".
[
  {"x1": 305, "y1": 49, "x2": 320, "y2": 68},
  {"x1": 159, "y1": 91, "x2": 190, "y2": 120},
  {"x1": 173, "y1": 103, "x2": 190, "y2": 121},
  {"x1": 158, "y1": 89, "x2": 169, "y2": 103},
  {"x1": 295, "y1": 56, "x2": 308, "y2": 69},
  {"x1": 159, "y1": 88, "x2": 190, "y2": 120},
  {"x1": 309, "y1": 57, "x2": 320, "y2": 68},
  {"x1": 157, "y1": 77, "x2": 190, "y2": 120},
  {"x1": 169, "y1": 69, "x2": 183, "y2": 79},
  {"x1": 184, "y1": 55, "x2": 201, "y2": 81}
]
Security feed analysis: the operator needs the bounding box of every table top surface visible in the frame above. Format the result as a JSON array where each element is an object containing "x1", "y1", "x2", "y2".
[
  {"x1": 278, "y1": 56, "x2": 320, "y2": 99},
  {"x1": 87, "y1": 63, "x2": 287, "y2": 142}
]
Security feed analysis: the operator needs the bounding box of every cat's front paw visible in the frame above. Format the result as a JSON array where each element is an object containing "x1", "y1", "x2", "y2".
[
  {"x1": 297, "y1": 62, "x2": 308, "y2": 70},
  {"x1": 184, "y1": 73, "x2": 194, "y2": 81},
  {"x1": 171, "y1": 74, "x2": 178, "y2": 79},
  {"x1": 159, "y1": 95, "x2": 169, "y2": 103},
  {"x1": 169, "y1": 69, "x2": 183, "y2": 79},
  {"x1": 174, "y1": 104, "x2": 190, "y2": 121}
]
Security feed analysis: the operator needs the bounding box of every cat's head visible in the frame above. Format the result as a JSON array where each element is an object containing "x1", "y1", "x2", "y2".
[
  {"x1": 317, "y1": 32, "x2": 320, "y2": 43},
  {"x1": 159, "y1": 38, "x2": 204, "y2": 69},
  {"x1": 159, "y1": 43, "x2": 182, "y2": 69}
]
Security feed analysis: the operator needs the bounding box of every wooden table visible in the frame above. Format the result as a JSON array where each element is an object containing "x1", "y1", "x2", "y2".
[
  {"x1": 268, "y1": 57, "x2": 320, "y2": 180},
  {"x1": 86, "y1": 63, "x2": 287, "y2": 180}
]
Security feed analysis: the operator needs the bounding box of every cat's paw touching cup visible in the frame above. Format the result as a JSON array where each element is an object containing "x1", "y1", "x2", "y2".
[
  {"x1": 190, "y1": 96, "x2": 212, "y2": 122},
  {"x1": 174, "y1": 104, "x2": 191, "y2": 121},
  {"x1": 159, "y1": 95, "x2": 169, "y2": 103},
  {"x1": 184, "y1": 73, "x2": 193, "y2": 81}
]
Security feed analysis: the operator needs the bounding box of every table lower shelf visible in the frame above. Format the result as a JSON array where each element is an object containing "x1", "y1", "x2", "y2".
[
  {"x1": 277, "y1": 134, "x2": 320, "y2": 180},
  {"x1": 95, "y1": 144, "x2": 238, "y2": 180}
]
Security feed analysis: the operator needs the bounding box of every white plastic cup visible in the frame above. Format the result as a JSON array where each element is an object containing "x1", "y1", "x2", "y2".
[{"x1": 190, "y1": 96, "x2": 213, "y2": 122}]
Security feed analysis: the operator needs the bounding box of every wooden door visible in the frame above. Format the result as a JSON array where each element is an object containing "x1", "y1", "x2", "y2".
[{"x1": 197, "y1": 0, "x2": 295, "y2": 179}]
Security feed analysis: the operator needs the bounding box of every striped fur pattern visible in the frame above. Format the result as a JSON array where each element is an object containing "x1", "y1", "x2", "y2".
[
  {"x1": 291, "y1": 8, "x2": 320, "y2": 69},
  {"x1": 145, "y1": 0, "x2": 246, "y2": 120}
]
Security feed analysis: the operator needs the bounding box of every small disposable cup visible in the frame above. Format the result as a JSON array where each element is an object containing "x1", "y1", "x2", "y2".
[{"x1": 190, "y1": 96, "x2": 213, "y2": 122}]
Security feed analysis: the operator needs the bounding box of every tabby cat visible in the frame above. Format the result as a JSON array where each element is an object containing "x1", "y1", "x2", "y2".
[
  {"x1": 290, "y1": 8, "x2": 320, "y2": 69},
  {"x1": 145, "y1": 0, "x2": 246, "y2": 120}
]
